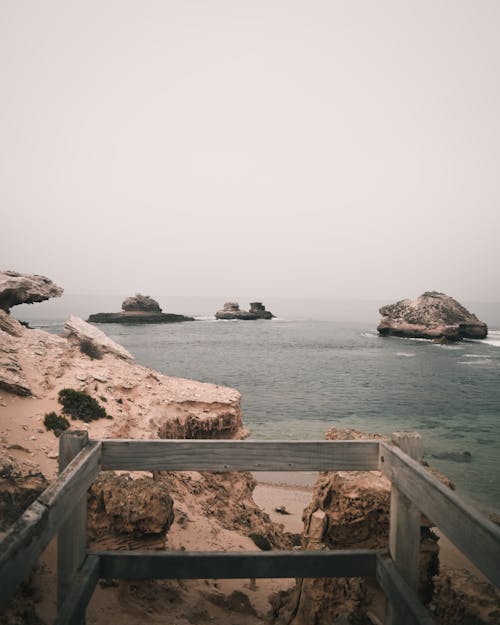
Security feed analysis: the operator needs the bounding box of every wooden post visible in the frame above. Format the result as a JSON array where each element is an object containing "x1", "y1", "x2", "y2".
[
  {"x1": 58, "y1": 431, "x2": 89, "y2": 621},
  {"x1": 386, "y1": 432, "x2": 422, "y2": 625}
]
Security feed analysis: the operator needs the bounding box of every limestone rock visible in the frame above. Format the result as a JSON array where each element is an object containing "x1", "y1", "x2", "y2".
[
  {"x1": 271, "y1": 427, "x2": 440, "y2": 625},
  {"x1": 0, "y1": 331, "x2": 31, "y2": 396},
  {"x1": 432, "y1": 566, "x2": 500, "y2": 625},
  {"x1": 122, "y1": 294, "x2": 162, "y2": 312},
  {"x1": 87, "y1": 472, "x2": 174, "y2": 550},
  {"x1": 0, "y1": 270, "x2": 63, "y2": 312},
  {"x1": 0, "y1": 311, "x2": 24, "y2": 337},
  {"x1": 64, "y1": 315, "x2": 133, "y2": 360},
  {"x1": 215, "y1": 301, "x2": 275, "y2": 320},
  {"x1": 377, "y1": 291, "x2": 487, "y2": 341}
]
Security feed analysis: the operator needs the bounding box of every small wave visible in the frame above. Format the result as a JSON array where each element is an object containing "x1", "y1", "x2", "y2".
[
  {"x1": 457, "y1": 359, "x2": 494, "y2": 366},
  {"x1": 396, "y1": 352, "x2": 416, "y2": 358},
  {"x1": 361, "y1": 332, "x2": 378, "y2": 339},
  {"x1": 463, "y1": 354, "x2": 490, "y2": 359},
  {"x1": 479, "y1": 339, "x2": 500, "y2": 348},
  {"x1": 194, "y1": 316, "x2": 217, "y2": 322}
]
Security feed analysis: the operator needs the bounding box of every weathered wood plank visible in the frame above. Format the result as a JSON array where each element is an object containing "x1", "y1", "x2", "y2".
[
  {"x1": 0, "y1": 440, "x2": 100, "y2": 612},
  {"x1": 97, "y1": 549, "x2": 379, "y2": 580},
  {"x1": 54, "y1": 555, "x2": 100, "y2": 625},
  {"x1": 101, "y1": 440, "x2": 380, "y2": 472},
  {"x1": 0, "y1": 500, "x2": 47, "y2": 611},
  {"x1": 380, "y1": 441, "x2": 500, "y2": 587},
  {"x1": 57, "y1": 432, "x2": 91, "y2": 619},
  {"x1": 387, "y1": 433, "x2": 422, "y2": 624},
  {"x1": 376, "y1": 554, "x2": 435, "y2": 625},
  {"x1": 38, "y1": 440, "x2": 101, "y2": 515},
  {"x1": 386, "y1": 433, "x2": 422, "y2": 625}
]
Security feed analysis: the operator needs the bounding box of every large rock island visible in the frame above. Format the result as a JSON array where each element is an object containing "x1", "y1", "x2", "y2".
[
  {"x1": 215, "y1": 301, "x2": 275, "y2": 320},
  {"x1": 377, "y1": 291, "x2": 488, "y2": 341},
  {"x1": 88, "y1": 293, "x2": 194, "y2": 324}
]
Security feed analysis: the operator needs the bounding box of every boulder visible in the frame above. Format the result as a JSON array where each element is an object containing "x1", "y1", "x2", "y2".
[
  {"x1": 64, "y1": 315, "x2": 134, "y2": 360},
  {"x1": 377, "y1": 291, "x2": 487, "y2": 341},
  {"x1": 87, "y1": 472, "x2": 174, "y2": 550},
  {"x1": 0, "y1": 270, "x2": 63, "y2": 312},
  {"x1": 215, "y1": 301, "x2": 275, "y2": 320},
  {"x1": 122, "y1": 294, "x2": 162, "y2": 312}
]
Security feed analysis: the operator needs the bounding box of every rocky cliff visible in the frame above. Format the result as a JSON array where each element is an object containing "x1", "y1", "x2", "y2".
[
  {"x1": 88, "y1": 293, "x2": 194, "y2": 324},
  {"x1": 377, "y1": 291, "x2": 488, "y2": 341}
]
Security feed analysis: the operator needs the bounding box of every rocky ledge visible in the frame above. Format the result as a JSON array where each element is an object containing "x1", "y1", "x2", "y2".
[
  {"x1": 377, "y1": 291, "x2": 487, "y2": 341},
  {"x1": 88, "y1": 293, "x2": 194, "y2": 324},
  {"x1": 215, "y1": 301, "x2": 275, "y2": 320},
  {"x1": 0, "y1": 270, "x2": 63, "y2": 313}
]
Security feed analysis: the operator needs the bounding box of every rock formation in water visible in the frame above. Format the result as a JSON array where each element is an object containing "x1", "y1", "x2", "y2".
[
  {"x1": 88, "y1": 293, "x2": 194, "y2": 324},
  {"x1": 215, "y1": 301, "x2": 275, "y2": 320},
  {"x1": 377, "y1": 291, "x2": 488, "y2": 341},
  {"x1": 0, "y1": 270, "x2": 63, "y2": 313}
]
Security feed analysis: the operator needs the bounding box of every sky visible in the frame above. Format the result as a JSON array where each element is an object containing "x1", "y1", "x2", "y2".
[{"x1": 1, "y1": 1, "x2": 499, "y2": 301}]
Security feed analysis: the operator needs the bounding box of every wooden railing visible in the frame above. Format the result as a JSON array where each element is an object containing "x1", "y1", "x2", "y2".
[{"x1": 1, "y1": 431, "x2": 499, "y2": 625}]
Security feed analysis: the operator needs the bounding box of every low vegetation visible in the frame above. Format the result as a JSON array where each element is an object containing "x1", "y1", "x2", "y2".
[
  {"x1": 58, "y1": 388, "x2": 110, "y2": 422},
  {"x1": 79, "y1": 339, "x2": 102, "y2": 360},
  {"x1": 43, "y1": 411, "x2": 70, "y2": 437}
]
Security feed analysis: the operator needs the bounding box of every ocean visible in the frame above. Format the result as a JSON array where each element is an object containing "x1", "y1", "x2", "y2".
[{"x1": 13, "y1": 295, "x2": 500, "y2": 516}]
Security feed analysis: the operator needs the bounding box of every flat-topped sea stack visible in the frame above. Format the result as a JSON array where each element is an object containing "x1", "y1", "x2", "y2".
[
  {"x1": 377, "y1": 291, "x2": 487, "y2": 341},
  {"x1": 215, "y1": 301, "x2": 275, "y2": 320},
  {"x1": 88, "y1": 293, "x2": 194, "y2": 324}
]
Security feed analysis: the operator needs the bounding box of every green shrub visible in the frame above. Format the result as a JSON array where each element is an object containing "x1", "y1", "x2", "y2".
[
  {"x1": 79, "y1": 339, "x2": 102, "y2": 360},
  {"x1": 44, "y1": 411, "x2": 70, "y2": 437},
  {"x1": 58, "y1": 389, "x2": 108, "y2": 422}
]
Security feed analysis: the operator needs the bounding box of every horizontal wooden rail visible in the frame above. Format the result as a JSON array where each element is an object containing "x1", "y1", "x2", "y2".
[
  {"x1": 379, "y1": 441, "x2": 500, "y2": 587},
  {"x1": 0, "y1": 441, "x2": 101, "y2": 611},
  {"x1": 97, "y1": 549, "x2": 379, "y2": 580},
  {"x1": 101, "y1": 439, "x2": 380, "y2": 472}
]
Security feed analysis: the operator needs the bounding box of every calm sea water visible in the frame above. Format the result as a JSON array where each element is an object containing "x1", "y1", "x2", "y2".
[{"x1": 14, "y1": 295, "x2": 500, "y2": 515}]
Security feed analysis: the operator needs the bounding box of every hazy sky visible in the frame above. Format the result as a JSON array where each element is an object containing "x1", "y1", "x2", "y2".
[{"x1": 1, "y1": 1, "x2": 499, "y2": 301}]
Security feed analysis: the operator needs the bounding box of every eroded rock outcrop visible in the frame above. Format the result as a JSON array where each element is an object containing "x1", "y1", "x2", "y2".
[
  {"x1": 88, "y1": 293, "x2": 194, "y2": 324},
  {"x1": 0, "y1": 270, "x2": 63, "y2": 313},
  {"x1": 87, "y1": 472, "x2": 174, "y2": 550},
  {"x1": 215, "y1": 301, "x2": 275, "y2": 320},
  {"x1": 377, "y1": 291, "x2": 487, "y2": 341},
  {"x1": 64, "y1": 315, "x2": 133, "y2": 360},
  {"x1": 271, "y1": 428, "x2": 440, "y2": 625},
  {"x1": 431, "y1": 566, "x2": 500, "y2": 625},
  {"x1": 0, "y1": 329, "x2": 32, "y2": 396}
]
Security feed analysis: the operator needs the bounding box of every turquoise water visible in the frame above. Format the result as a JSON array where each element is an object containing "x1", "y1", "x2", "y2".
[{"x1": 15, "y1": 296, "x2": 500, "y2": 515}]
